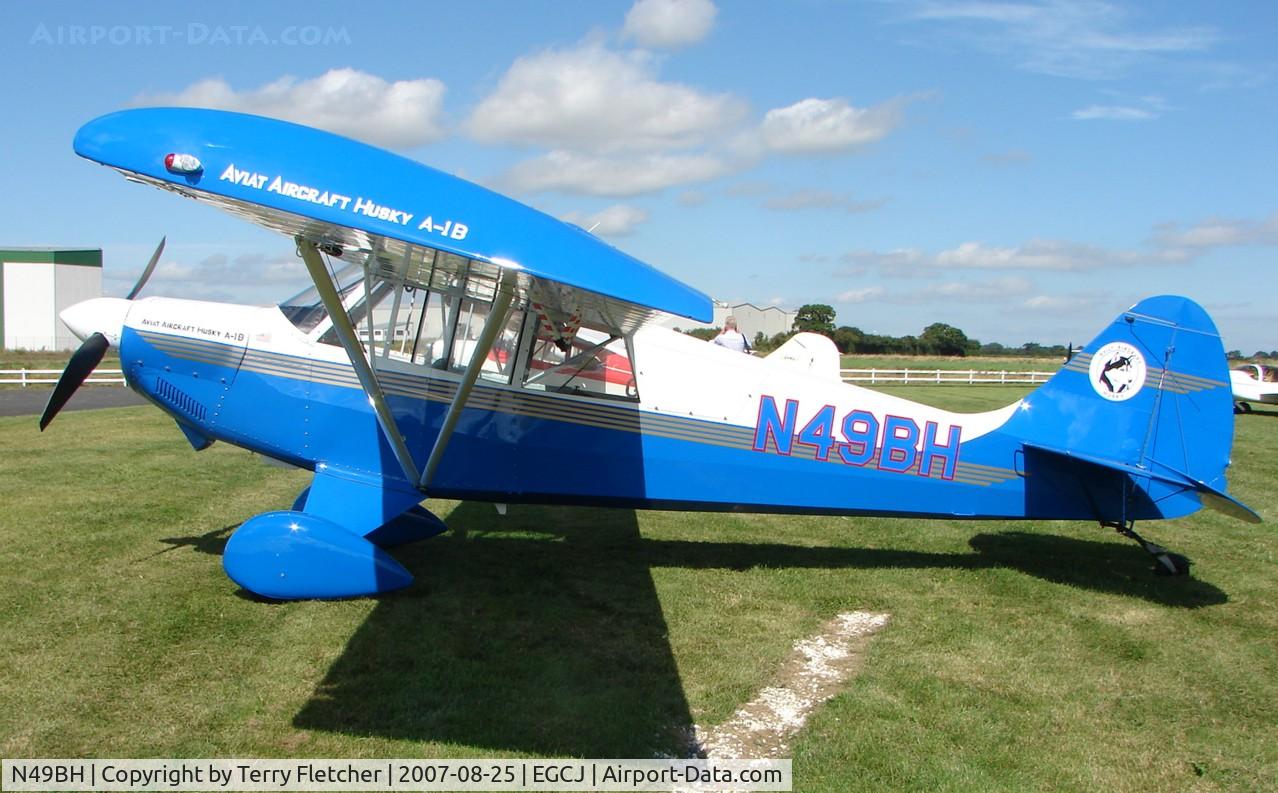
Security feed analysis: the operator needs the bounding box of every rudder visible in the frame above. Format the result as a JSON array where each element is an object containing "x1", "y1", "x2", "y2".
[{"x1": 1002, "y1": 296, "x2": 1252, "y2": 522}]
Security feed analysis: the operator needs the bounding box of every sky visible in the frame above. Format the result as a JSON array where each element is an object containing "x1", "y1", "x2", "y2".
[{"x1": 3, "y1": 0, "x2": 1276, "y2": 352}]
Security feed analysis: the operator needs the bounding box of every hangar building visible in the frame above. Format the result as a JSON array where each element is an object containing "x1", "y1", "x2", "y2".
[
  {"x1": 658, "y1": 300, "x2": 797, "y2": 341},
  {"x1": 1, "y1": 247, "x2": 103, "y2": 351}
]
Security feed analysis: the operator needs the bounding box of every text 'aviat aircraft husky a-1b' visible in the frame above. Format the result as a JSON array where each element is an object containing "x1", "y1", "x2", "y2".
[{"x1": 50, "y1": 107, "x2": 1259, "y2": 600}]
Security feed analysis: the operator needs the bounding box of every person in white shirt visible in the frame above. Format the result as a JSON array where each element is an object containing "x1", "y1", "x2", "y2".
[{"x1": 713, "y1": 316, "x2": 751, "y2": 353}]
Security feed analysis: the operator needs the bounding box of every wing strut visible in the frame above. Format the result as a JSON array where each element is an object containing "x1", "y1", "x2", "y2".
[
  {"x1": 420, "y1": 268, "x2": 517, "y2": 491},
  {"x1": 296, "y1": 237, "x2": 422, "y2": 486}
]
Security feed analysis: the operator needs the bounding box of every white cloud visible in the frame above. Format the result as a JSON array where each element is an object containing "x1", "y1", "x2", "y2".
[
  {"x1": 835, "y1": 212, "x2": 1278, "y2": 279},
  {"x1": 467, "y1": 44, "x2": 745, "y2": 153},
  {"x1": 934, "y1": 239, "x2": 1183, "y2": 270},
  {"x1": 1021, "y1": 293, "x2": 1115, "y2": 315},
  {"x1": 935, "y1": 240, "x2": 1091, "y2": 269},
  {"x1": 922, "y1": 277, "x2": 1033, "y2": 301},
  {"x1": 107, "y1": 251, "x2": 309, "y2": 303},
  {"x1": 853, "y1": 277, "x2": 1035, "y2": 305},
  {"x1": 1196, "y1": 61, "x2": 1276, "y2": 92},
  {"x1": 906, "y1": 1, "x2": 1216, "y2": 79},
  {"x1": 844, "y1": 238, "x2": 1184, "y2": 273},
  {"x1": 501, "y1": 150, "x2": 731, "y2": 196},
  {"x1": 837, "y1": 286, "x2": 886, "y2": 303},
  {"x1": 1152, "y1": 213, "x2": 1278, "y2": 248},
  {"x1": 1072, "y1": 104, "x2": 1155, "y2": 120},
  {"x1": 677, "y1": 190, "x2": 708, "y2": 207},
  {"x1": 841, "y1": 248, "x2": 926, "y2": 267},
  {"x1": 760, "y1": 97, "x2": 904, "y2": 154},
  {"x1": 560, "y1": 204, "x2": 650, "y2": 236},
  {"x1": 762, "y1": 190, "x2": 886, "y2": 213},
  {"x1": 135, "y1": 68, "x2": 447, "y2": 149},
  {"x1": 623, "y1": 0, "x2": 717, "y2": 49}
]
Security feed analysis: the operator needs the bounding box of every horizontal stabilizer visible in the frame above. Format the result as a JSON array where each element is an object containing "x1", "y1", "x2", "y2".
[{"x1": 1023, "y1": 441, "x2": 1261, "y2": 524}]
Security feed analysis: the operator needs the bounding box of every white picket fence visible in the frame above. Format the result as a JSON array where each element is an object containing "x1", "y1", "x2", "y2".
[
  {"x1": 841, "y1": 368, "x2": 1055, "y2": 385},
  {"x1": 0, "y1": 368, "x2": 126, "y2": 386},
  {"x1": 0, "y1": 366, "x2": 1053, "y2": 388}
]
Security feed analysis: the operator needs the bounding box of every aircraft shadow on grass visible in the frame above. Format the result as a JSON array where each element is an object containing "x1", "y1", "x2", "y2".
[
  {"x1": 147, "y1": 503, "x2": 1228, "y2": 755},
  {"x1": 148, "y1": 525, "x2": 237, "y2": 559},
  {"x1": 281, "y1": 502, "x2": 1224, "y2": 756},
  {"x1": 292, "y1": 502, "x2": 696, "y2": 757},
  {"x1": 1239, "y1": 408, "x2": 1278, "y2": 418}
]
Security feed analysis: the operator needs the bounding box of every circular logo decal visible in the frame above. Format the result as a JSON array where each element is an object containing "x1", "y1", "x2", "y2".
[{"x1": 1089, "y1": 342, "x2": 1146, "y2": 401}]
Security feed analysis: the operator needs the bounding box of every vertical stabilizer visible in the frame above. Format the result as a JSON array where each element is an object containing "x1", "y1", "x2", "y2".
[{"x1": 1001, "y1": 296, "x2": 1255, "y2": 523}]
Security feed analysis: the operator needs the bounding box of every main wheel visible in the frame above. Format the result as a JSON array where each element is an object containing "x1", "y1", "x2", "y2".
[
  {"x1": 223, "y1": 510, "x2": 413, "y2": 599},
  {"x1": 1154, "y1": 552, "x2": 1191, "y2": 576}
]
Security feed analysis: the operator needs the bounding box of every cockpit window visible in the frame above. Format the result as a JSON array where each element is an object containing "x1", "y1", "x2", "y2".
[
  {"x1": 278, "y1": 260, "x2": 364, "y2": 333},
  {"x1": 317, "y1": 279, "x2": 396, "y2": 347},
  {"x1": 522, "y1": 326, "x2": 638, "y2": 400},
  {"x1": 274, "y1": 246, "x2": 638, "y2": 401}
]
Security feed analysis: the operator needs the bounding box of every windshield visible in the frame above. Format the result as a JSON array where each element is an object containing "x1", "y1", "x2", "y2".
[{"x1": 278, "y1": 260, "x2": 364, "y2": 333}]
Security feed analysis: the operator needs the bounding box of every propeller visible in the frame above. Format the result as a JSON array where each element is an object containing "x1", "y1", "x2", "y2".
[
  {"x1": 126, "y1": 236, "x2": 164, "y2": 300},
  {"x1": 39, "y1": 237, "x2": 165, "y2": 430},
  {"x1": 39, "y1": 332, "x2": 110, "y2": 431}
]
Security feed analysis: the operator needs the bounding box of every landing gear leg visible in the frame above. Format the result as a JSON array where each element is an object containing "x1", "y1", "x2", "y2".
[{"x1": 1104, "y1": 521, "x2": 1191, "y2": 576}]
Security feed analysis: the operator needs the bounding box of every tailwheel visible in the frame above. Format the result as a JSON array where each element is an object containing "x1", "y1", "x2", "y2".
[{"x1": 1104, "y1": 521, "x2": 1191, "y2": 576}]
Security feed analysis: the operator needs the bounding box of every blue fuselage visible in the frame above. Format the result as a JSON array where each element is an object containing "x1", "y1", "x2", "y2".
[{"x1": 119, "y1": 318, "x2": 1201, "y2": 525}]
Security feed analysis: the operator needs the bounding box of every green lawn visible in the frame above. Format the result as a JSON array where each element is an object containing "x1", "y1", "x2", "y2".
[
  {"x1": 0, "y1": 349, "x2": 121, "y2": 371},
  {"x1": 1, "y1": 394, "x2": 1275, "y2": 791}
]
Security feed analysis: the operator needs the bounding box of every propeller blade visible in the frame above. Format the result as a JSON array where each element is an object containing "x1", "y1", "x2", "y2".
[
  {"x1": 125, "y1": 236, "x2": 166, "y2": 300},
  {"x1": 39, "y1": 332, "x2": 110, "y2": 431}
]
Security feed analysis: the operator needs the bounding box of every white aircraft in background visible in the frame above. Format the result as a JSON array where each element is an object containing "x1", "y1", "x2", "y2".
[{"x1": 1230, "y1": 363, "x2": 1278, "y2": 412}]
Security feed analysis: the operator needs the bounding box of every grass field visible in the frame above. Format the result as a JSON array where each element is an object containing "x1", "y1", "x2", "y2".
[
  {"x1": 839, "y1": 355, "x2": 1064, "y2": 372},
  {"x1": 1, "y1": 392, "x2": 1276, "y2": 791},
  {"x1": 0, "y1": 349, "x2": 121, "y2": 371}
]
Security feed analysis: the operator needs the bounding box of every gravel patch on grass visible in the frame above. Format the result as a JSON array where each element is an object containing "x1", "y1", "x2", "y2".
[{"x1": 696, "y1": 612, "x2": 890, "y2": 759}]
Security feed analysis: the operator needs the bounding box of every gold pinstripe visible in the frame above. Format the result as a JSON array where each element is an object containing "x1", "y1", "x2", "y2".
[
  {"x1": 1052, "y1": 350, "x2": 1224, "y2": 394},
  {"x1": 137, "y1": 330, "x2": 1022, "y2": 486}
]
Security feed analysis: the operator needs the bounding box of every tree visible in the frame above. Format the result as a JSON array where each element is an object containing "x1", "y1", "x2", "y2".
[
  {"x1": 793, "y1": 304, "x2": 836, "y2": 336},
  {"x1": 683, "y1": 327, "x2": 718, "y2": 342},
  {"x1": 919, "y1": 322, "x2": 971, "y2": 357},
  {"x1": 832, "y1": 326, "x2": 865, "y2": 354},
  {"x1": 765, "y1": 331, "x2": 796, "y2": 352}
]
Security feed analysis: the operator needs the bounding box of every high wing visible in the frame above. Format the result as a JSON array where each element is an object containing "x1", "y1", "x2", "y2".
[
  {"x1": 73, "y1": 107, "x2": 712, "y2": 333},
  {"x1": 75, "y1": 107, "x2": 712, "y2": 490}
]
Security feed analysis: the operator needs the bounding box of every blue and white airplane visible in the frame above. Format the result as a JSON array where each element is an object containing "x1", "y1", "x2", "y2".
[{"x1": 47, "y1": 108, "x2": 1259, "y2": 600}]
